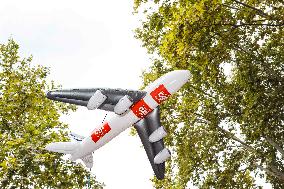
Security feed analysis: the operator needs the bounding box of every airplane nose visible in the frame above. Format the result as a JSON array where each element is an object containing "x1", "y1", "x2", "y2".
[
  {"x1": 164, "y1": 70, "x2": 191, "y2": 94},
  {"x1": 181, "y1": 70, "x2": 191, "y2": 81},
  {"x1": 175, "y1": 70, "x2": 191, "y2": 84}
]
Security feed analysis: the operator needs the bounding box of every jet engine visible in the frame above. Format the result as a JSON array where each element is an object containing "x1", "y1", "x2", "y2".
[
  {"x1": 149, "y1": 126, "x2": 167, "y2": 143},
  {"x1": 154, "y1": 148, "x2": 171, "y2": 164},
  {"x1": 87, "y1": 90, "x2": 107, "y2": 110},
  {"x1": 114, "y1": 95, "x2": 133, "y2": 115}
]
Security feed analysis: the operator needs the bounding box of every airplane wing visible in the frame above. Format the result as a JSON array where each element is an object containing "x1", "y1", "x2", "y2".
[
  {"x1": 46, "y1": 88, "x2": 146, "y2": 112},
  {"x1": 134, "y1": 107, "x2": 166, "y2": 180}
]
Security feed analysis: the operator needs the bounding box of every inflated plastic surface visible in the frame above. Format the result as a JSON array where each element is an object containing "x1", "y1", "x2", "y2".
[
  {"x1": 46, "y1": 88, "x2": 146, "y2": 112},
  {"x1": 149, "y1": 126, "x2": 167, "y2": 143},
  {"x1": 134, "y1": 107, "x2": 166, "y2": 180},
  {"x1": 154, "y1": 148, "x2": 171, "y2": 164},
  {"x1": 87, "y1": 90, "x2": 107, "y2": 110},
  {"x1": 114, "y1": 95, "x2": 133, "y2": 115},
  {"x1": 45, "y1": 70, "x2": 191, "y2": 180}
]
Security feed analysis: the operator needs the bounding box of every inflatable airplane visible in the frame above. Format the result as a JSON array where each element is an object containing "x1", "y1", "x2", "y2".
[{"x1": 45, "y1": 70, "x2": 190, "y2": 180}]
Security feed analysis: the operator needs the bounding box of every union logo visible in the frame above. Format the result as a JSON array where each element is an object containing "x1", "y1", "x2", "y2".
[
  {"x1": 131, "y1": 99, "x2": 153, "y2": 119},
  {"x1": 91, "y1": 123, "x2": 111, "y2": 143},
  {"x1": 150, "y1": 84, "x2": 171, "y2": 104}
]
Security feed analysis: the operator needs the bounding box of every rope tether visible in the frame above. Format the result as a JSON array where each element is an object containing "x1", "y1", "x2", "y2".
[
  {"x1": 87, "y1": 113, "x2": 108, "y2": 188},
  {"x1": 101, "y1": 113, "x2": 108, "y2": 124}
]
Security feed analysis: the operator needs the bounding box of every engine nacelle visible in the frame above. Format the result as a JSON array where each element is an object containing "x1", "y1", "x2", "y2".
[
  {"x1": 87, "y1": 90, "x2": 107, "y2": 110},
  {"x1": 114, "y1": 95, "x2": 133, "y2": 115},
  {"x1": 154, "y1": 148, "x2": 171, "y2": 164},
  {"x1": 149, "y1": 126, "x2": 167, "y2": 143}
]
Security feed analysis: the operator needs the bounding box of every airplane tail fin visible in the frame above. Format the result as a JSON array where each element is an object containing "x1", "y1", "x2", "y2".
[{"x1": 81, "y1": 153, "x2": 94, "y2": 168}]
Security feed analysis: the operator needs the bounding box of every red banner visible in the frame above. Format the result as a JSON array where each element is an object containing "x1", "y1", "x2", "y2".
[
  {"x1": 150, "y1": 84, "x2": 171, "y2": 104},
  {"x1": 91, "y1": 123, "x2": 111, "y2": 143},
  {"x1": 131, "y1": 99, "x2": 153, "y2": 119}
]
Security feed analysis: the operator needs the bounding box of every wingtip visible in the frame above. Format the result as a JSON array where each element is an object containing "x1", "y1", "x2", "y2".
[
  {"x1": 46, "y1": 91, "x2": 53, "y2": 99},
  {"x1": 46, "y1": 90, "x2": 60, "y2": 100},
  {"x1": 156, "y1": 174, "x2": 165, "y2": 180}
]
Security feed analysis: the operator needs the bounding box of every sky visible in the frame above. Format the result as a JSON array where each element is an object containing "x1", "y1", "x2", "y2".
[
  {"x1": 0, "y1": 1, "x2": 274, "y2": 188},
  {"x1": 0, "y1": 0, "x2": 155, "y2": 188}
]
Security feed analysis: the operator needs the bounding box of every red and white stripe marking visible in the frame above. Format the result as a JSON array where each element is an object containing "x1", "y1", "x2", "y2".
[
  {"x1": 91, "y1": 123, "x2": 111, "y2": 143},
  {"x1": 150, "y1": 84, "x2": 171, "y2": 104},
  {"x1": 90, "y1": 84, "x2": 172, "y2": 143}
]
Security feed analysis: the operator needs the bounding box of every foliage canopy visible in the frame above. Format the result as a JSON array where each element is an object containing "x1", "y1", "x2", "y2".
[
  {"x1": 0, "y1": 39, "x2": 104, "y2": 189},
  {"x1": 134, "y1": 0, "x2": 284, "y2": 188}
]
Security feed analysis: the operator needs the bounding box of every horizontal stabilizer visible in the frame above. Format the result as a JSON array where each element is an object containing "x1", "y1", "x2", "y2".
[
  {"x1": 45, "y1": 142, "x2": 79, "y2": 154},
  {"x1": 69, "y1": 132, "x2": 85, "y2": 142}
]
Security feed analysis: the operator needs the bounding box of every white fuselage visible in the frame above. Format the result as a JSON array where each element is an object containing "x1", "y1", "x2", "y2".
[{"x1": 71, "y1": 70, "x2": 190, "y2": 160}]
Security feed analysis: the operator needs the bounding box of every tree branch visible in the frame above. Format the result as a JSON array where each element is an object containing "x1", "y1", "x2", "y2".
[
  {"x1": 254, "y1": 162, "x2": 284, "y2": 182},
  {"x1": 232, "y1": 0, "x2": 269, "y2": 17},
  {"x1": 216, "y1": 126, "x2": 254, "y2": 151},
  {"x1": 264, "y1": 136, "x2": 284, "y2": 158},
  {"x1": 232, "y1": 23, "x2": 284, "y2": 27},
  {"x1": 222, "y1": 4, "x2": 242, "y2": 11},
  {"x1": 268, "y1": 164, "x2": 284, "y2": 181},
  {"x1": 217, "y1": 126, "x2": 284, "y2": 181},
  {"x1": 233, "y1": 43, "x2": 260, "y2": 60},
  {"x1": 210, "y1": 22, "x2": 284, "y2": 28}
]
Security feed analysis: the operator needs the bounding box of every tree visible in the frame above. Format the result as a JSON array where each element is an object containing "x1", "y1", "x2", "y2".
[
  {"x1": 134, "y1": 0, "x2": 284, "y2": 188},
  {"x1": 0, "y1": 39, "x2": 104, "y2": 188}
]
